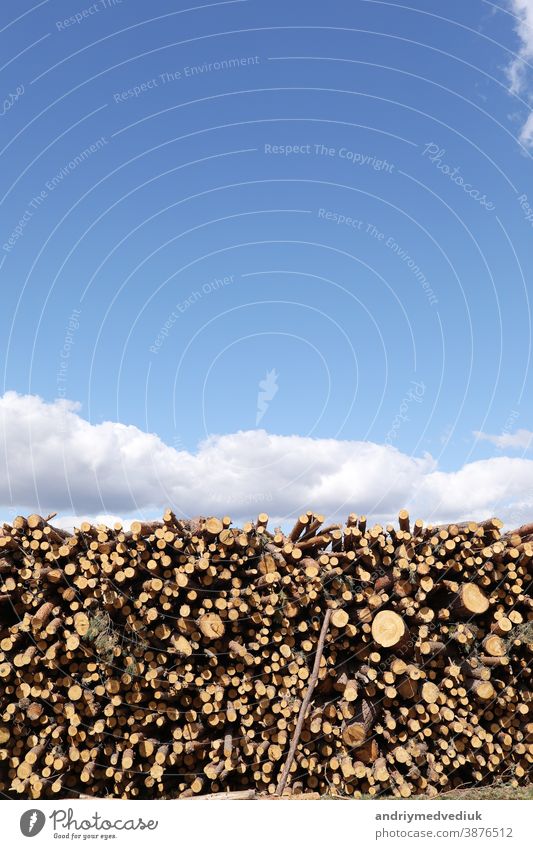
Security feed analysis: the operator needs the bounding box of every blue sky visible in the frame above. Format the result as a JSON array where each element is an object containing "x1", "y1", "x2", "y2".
[{"x1": 1, "y1": 0, "x2": 533, "y2": 527}]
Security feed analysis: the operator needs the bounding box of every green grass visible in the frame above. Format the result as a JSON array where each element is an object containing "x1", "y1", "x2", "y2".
[
  {"x1": 341, "y1": 786, "x2": 533, "y2": 801},
  {"x1": 418, "y1": 786, "x2": 533, "y2": 801}
]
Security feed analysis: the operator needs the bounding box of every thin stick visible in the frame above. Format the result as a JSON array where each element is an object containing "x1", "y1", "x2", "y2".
[
  {"x1": 276, "y1": 608, "x2": 332, "y2": 796},
  {"x1": 186, "y1": 789, "x2": 256, "y2": 800}
]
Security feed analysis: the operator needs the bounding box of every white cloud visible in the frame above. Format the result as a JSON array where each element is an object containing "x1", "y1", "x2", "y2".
[
  {"x1": 505, "y1": 1, "x2": 533, "y2": 146},
  {"x1": 474, "y1": 427, "x2": 533, "y2": 450},
  {"x1": 0, "y1": 391, "x2": 532, "y2": 528},
  {"x1": 54, "y1": 515, "x2": 131, "y2": 532},
  {"x1": 413, "y1": 456, "x2": 533, "y2": 520},
  {"x1": 506, "y1": 0, "x2": 533, "y2": 95},
  {"x1": 518, "y1": 108, "x2": 533, "y2": 144}
]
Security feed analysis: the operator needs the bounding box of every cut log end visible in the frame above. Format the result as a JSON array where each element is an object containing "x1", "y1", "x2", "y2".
[{"x1": 371, "y1": 610, "x2": 406, "y2": 648}]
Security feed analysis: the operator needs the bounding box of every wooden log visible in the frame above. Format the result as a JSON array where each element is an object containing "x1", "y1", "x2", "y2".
[
  {"x1": 469, "y1": 680, "x2": 496, "y2": 701},
  {"x1": 421, "y1": 682, "x2": 440, "y2": 704},
  {"x1": 198, "y1": 613, "x2": 225, "y2": 640},
  {"x1": 491, "y1": 617, "x2": 513, "y2": 637},
  {"x1": 371, "y1": 610, "x2": 407, "y2": 648},
  {"x1": 331, "y1": 609, "x2": 349, "y2": 629},
  {"x1": 450, "y1": 583, "x2": 489, "y2": 617},
  {"x1": 482, "y1": 634, "x2": 506, "y2": 657},
  {"x1": 188, "y1": 790, "x2": 256, "y2": 800},
  {"x1": 341, "y1": 699, "x2": 379, "y2": 748}
]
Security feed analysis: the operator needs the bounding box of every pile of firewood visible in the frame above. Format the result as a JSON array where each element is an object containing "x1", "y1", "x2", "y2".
[{"x1": 0, "y1": 509, "x2": 531, "y2": 799}]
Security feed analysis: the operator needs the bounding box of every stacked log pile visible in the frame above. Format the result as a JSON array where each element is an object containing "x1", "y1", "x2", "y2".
[{"x1": 0, "y1": 509, "x2": 531, "y2": 799}]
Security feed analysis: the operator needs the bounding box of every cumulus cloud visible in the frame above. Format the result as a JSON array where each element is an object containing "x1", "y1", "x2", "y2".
[
  {"x1": 54, "y1": 515, "x2": 131, "y2": 532},
  {"x1": 474, "y1": 427, "x2": 533, "y2": 450},
  {"x1": 506, "y1": 0, "x2": 533, "y2": 94},
  {"x1": 1, "y1": 391, "x2": 532, "y2": 528},
  {"x1": 518, "y1": 108, "x2": 533, "y2": 144},
  {"x1": 505, "y1": 1, "x2": 533, "y2": 146}
]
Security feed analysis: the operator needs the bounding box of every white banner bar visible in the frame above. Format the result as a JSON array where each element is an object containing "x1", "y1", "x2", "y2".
[{"x1": 2, "y1": 798, "x2": 532, "y2": 849}]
